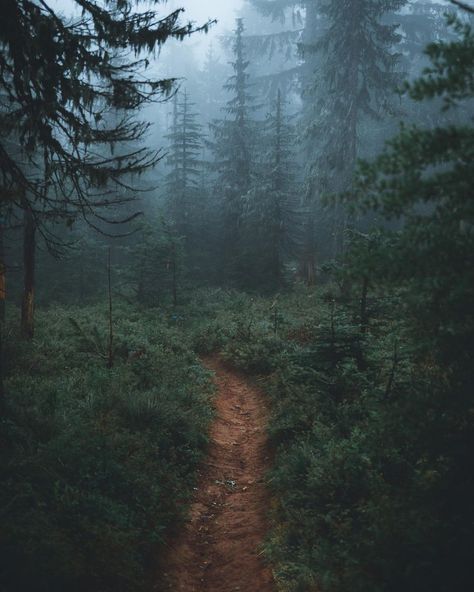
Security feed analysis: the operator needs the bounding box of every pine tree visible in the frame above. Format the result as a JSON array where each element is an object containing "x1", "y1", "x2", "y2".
[
  {"x1": 242, "y1": 89, "x2": 301, "y2": 289},
  {"x1": 164, "y1": 90, "x2": 203, "y2": 243},
  {"x1": 353, "y1": 7, "x2": 474, "y2": 361},
  {"x1": 0, "y1": 0, "x2": 210, "y2": 337},
  {"x1": 230, "y1": 1, "x2": 302, "y2": 100},
  {"x1": 345, "y1": 7, "x2": 474, "y2": 588},
  {"x1": 132, "y1": 217, "x2": 184, "y2": 306},
  {"x1": 251, "y1": 1, "x2": 408, "y2": 264},
  {"x1": 0, "y1": 1, "x2": 210, "y2": 220},
  {"x1": 209, "y1": 18, "x2": 258, "y2": 283},
  {"x1": 301, "y1": 0, "x2": 406, "y2": 262},
  {"x1": 200, "y1": 43, "x2": 229, "y2": 127}
]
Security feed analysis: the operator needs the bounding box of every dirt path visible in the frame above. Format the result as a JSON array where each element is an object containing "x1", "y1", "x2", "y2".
[{"x1": 156, "y1": 357, "x2": 275, "y2": 592}]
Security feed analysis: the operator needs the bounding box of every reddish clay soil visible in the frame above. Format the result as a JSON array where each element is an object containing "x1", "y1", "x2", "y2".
[{"x1": 156, "y1": 357, "x2": 275, "y2": 592}]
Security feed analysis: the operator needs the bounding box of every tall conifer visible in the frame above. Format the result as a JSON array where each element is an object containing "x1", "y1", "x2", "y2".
[
  {"x1": 209, "y1": 18, "x2": 258, "y2": 283},
  {"x1": 164, "y1": 90, "x2": 203, "y2": 243}
]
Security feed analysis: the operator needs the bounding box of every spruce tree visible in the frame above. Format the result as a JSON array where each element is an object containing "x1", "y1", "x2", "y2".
[
  {"x1": 345, "y1": 6, "x2": 474, "y2": 588},
  {"x1": 242, "y1": 89, "x2": 300, "y2": 289},
  {"x1": 251, "y1": 1, "x2": 408, "y2": 267},
  {"x1": 200, "y1": 43, "x2": 229, "y2": 127},
  {"x1": 0, "y1": 0, "x2": 210, "y2": 337},
  {"x1": 209, "y1": 18, "x2": 258, "y2": 283},
  {"x1": 0, "y1": 1, "x2": 210, "y2": 221},
  {"x1": 353, "y1": 7, "x2": 474, "y2": 363},
  {"x1": 306, "y1": 0, "x2": 406, "y2": 257},
  {"x1": 164, "y1": 90, "x2": 203, "y2": 243}
]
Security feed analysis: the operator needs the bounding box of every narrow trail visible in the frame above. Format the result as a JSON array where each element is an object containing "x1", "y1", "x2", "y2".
[{"x1": 157, "y1": 356, "x2": 275, "y2": 592}]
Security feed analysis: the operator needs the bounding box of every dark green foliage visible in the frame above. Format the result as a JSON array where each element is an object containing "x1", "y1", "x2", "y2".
[
  {"x1": 199, "y1": 279, "x2": 472, "y2": 592},
  {"x1": 209, "y1": 18, "x2": 259, "y2": 284},
  {"x1": 305, "y1": 0, "x2": 406, "y2": 259},
  {"x1": 242, "y1": 11, "x2": 474, "y2": 592},
  {"x1": 241, "y1": 90, "x2": 302, "y2": 290},
  {"x1": 352, "y1": 11, "x2": 474, "y2": 370},
  {"x1": 2, "y1": 2, "x2": 474, "y2": 592},
  {"x1": 0, "y1": 304, "x2": 213, "y2": 592},
  {"x1": 164, "y1": 90, "x2": 204, "y2": 241},
  {"x1": 0, "y1": 0, "x2": 211, "y2": 233},
  {"x1": 264, "y1": 293, "x2": 473, "y2": 592},
  {"x1": 131, "y1": 218, "x2": 185, "y2": 306}
]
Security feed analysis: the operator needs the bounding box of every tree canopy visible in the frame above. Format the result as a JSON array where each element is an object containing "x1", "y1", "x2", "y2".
[{"x1": 0, "y1": 0, "x2": 211, "y2": 228}]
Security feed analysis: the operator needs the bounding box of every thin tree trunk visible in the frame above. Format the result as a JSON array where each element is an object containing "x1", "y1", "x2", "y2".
[
  {"x1": 171, "y1": 244, "x2": 178, "y2": 307},
  {"x1": 79, "y1": 259, "x2": 85, "y2": 302},
  {"x1": 332, "y1": 197, "x2": 341, "y2": 259},
  {"x1": 21, "y1": 207, "x2": 36, "y2": 339},
  {"x1": 137, "y1": 270, "x2": 145, "y2": 304},
  {"x1": 0, "y1": 219, "x2": 5, "y2": 406},
  {"x1": 303, "y1": 214, "x2": 316, "y2": 286},
  {"x1": 107, "y1": 247, "x2": 114, "y2": 369},
  {"x1": 360, "y1": 275, "x2": 370, "y2": 333},
  {"x1": 0, "y1": 320, "x2": 3, "y2": 408},
  {"x1": 0, "y1": 219, "x2": 5, "y2": 323},
  {"x1": 385, "y1": 340, "x2": 399, "y2": 399}
]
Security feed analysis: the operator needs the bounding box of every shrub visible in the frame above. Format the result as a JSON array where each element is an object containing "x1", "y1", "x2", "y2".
[{"x1": 0, "y1": 304, "x2": 214, "y2": 592}]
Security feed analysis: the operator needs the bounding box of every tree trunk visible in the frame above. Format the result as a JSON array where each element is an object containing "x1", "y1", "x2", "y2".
[
  {"x1": 0, "y1": 319, "x2": 4, "y2": 408},
  {"x1": 107, "y1": 247, "x2": 114, "y2": 369},
  {"x1": 360, "y1": 275, "x2": 370, "y2": 333},
  {"x1": 0, "y1": 220, "x2": 5, "y2": 323},
  {"x1": 0, "y1": 220, "x2": 5, "y2": 405},
  {"x1": 171, "y1": 245, "x2": 178, "y2": 307},
  {"x1": 79, "y1": 259, "x2": 85, "y2": 302},
  {"x1": 306, "y1": 256, "x2": 316, "y2": 287},
  {"x1": 21, "y1": 207, "x2": 36, "y2": 339},
  {"x1": 302, "y1": 213, "x2": 317, "y2": 286}
]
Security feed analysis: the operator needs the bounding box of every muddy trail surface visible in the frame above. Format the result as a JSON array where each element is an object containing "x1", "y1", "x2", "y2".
[{"x1": 157, "y1": 357, "x2": 275, "y2": 592}]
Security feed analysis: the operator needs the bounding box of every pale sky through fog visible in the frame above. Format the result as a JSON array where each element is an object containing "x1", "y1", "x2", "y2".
[
  {"x1": 49, "y1": 0, "x2": 244, "y2": 65},
  {"x1": 169, "y1": 0, "x2": 244, "y2": 30},
  {"x1": 49, "y1": 0, "x2": 244, "y2": 39},
  {"x1": 166, "y1": 0, "x2": 245, "y2": 62}
]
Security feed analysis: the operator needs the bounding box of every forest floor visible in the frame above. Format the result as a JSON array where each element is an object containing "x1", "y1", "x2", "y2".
[{"x1": 157, "y1": 356, "x2": 275, "y2": 592}]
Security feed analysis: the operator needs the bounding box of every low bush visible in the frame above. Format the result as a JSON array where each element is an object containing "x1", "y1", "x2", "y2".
[{"x1": 0, "y1": 304, "x2": 214, "y2": 592}]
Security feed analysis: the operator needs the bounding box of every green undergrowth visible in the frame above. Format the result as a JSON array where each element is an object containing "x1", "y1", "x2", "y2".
[
  {"x1": 192, "y1": 286, "x2": 473, "y2": 592},
  {"x1": 0, "y1": 303, "x2": 214, "y2": 592},
  {"x1": 2, "y1": 285, "x2": 471, "y2": 592}
]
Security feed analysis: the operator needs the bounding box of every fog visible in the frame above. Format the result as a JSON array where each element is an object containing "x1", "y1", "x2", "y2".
[{"x1": 2, "y1": 2, "x2": 473, "y2": 592}]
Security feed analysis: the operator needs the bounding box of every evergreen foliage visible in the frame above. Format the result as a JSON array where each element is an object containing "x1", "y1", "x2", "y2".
[
  {"x1": 164, "y1": 90, "x2": 204, "y2": 242},
  {"x1": 352, "y1": 10, "x2": 474, "y2": 368},
  {"x1": 0, "y1": 304, "x2": 213, "y2": 592},
  {"x1": 132, "y1": 218, "x2": 184, "y2": 306},
  {"x1": 304, "y1": 0, "x2": 406, "y2": 261},
  {"x1": 2, "y1": 1, "x2": 474, "y2": 591},
  {"x1": 241, "y1": 89, "x2": 301, "y2": 289},
  {"x1": 209, "y1": 18, "x2": 259, "y2": 284},
  {"x1": 0, "y1": 0, "x2": 210, "y2": 231}
]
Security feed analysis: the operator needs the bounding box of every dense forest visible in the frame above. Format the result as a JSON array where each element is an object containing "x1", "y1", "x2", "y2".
[{"x1": 1, "y1": 0, "x2": 473, "y2": 591}]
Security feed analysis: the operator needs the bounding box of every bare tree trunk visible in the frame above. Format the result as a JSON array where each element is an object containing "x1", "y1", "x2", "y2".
[
  {"x1": 332, "y1": 197, "x2": 341, "y2": 259},
  {"x1": 273, "y1": 244, "x2": 281, "y2": 289},
  {"x1": 107, "y1": 247, "x2": 114, "y2": 369},
  {"x1": 0, "y1": 219, "x2": 5, "y2": 323},
  {"x1": 306, "y1": 255, "x2": 316, "y2": 287},
  {"x1": 171, "y1": 244, "x2": 178, "y2": 307},
  {"x1": 360, "y1": 276, "x2": 369, "y2": 333},
  {"x1": 79, "y1": 259, "x2": 85, "y2": 302},
  {"x1": 21, "y1": 207, "x2": 36, "y2": 339},
  {"x1": 0, "y1": 220, "x2": 5, "y2": 406},
  {"x1": 302, "y1": 214, "x2": 317, "y2": 286},
  {"x1": 0, "y1": 321, "x2": 3, "y2": 408},
  {"x1": 385, "y1": 340, "x2": 399, "y2": 399}
]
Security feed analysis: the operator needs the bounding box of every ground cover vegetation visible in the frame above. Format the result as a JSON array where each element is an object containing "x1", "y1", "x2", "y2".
[
  {"x1": 1, "y1": 0, "x2": 473, "y2": 591},
  {"x1": 1, "y1": 303, "x2": 214, "y2": 592},
  {"x1": 190, "y1": 6, "x2": 474, "y2": 590}
]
